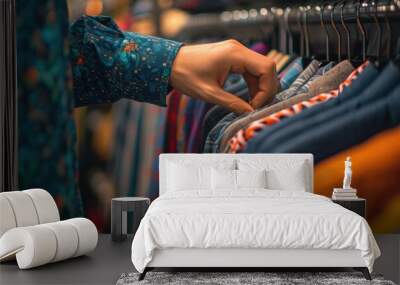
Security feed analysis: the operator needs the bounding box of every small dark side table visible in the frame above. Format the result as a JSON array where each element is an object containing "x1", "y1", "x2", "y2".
[
  {"x1": 332, "y1": 198, "x2": 366, "y2": 218},
  {"x1": 111, "y1": 197, "x2": 150, "y2": 242}
]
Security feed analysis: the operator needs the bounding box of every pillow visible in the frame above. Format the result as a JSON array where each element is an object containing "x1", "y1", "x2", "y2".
[
  {"x1": 236, "y1": 169, "x2": 267, "y2": 189},
  {"x1": 166, "y1": 159, "x2": 236, "y2": 192},
  {"x1": 211, "y1": 168, "x2": 236, "y2": 190},
  {"x1": 167, "y1": 162, "x2": 211, "y2": 191},
  {"x1": 266, "y1": 167, "x2": 307, "y2": 191},
  {"x1": 238, "y1": 159, "x2": 308, "y2": 191},
  {"x1": 211, "y1": 169, "x2": 267, "y2": 190}
]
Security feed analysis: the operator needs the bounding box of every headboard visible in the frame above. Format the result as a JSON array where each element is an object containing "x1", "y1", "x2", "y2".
[{"x1": 159, "y1": 154, "x2": 313, "y2": 195}]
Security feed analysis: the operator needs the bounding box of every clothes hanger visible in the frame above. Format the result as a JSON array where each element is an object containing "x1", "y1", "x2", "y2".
[
  {"x1": 297, "y1": 6, "x2": 314, "y2": 66},
  {"x1": 356, "y1": 0, "x2": 367, "y2": 62},
  {"x1": 320, "y1": 2, "x2": 331, "y2": 63},
  {"x1": 273, "y1": 7, "x2": 297, "y2": 73},
  {"x1": 369, "y1": 0, "x2": 383, "y2": 64},
  {"x1": 303, "y1": 5, "x2": 311, "y2": 59},
  {"x1": 382, "y1": 1, "x2": 392, "y2": 60},
  {"x1": 260, "y1": 9, "x2": 278, "y2": 59},
  {"x1": 380, "y1": 0, "x2": 396, "y2": 64},
  {"x1": 391, "y1": 0, "x2": 400, "y2": 65},
  {"x1": 270, "y1": 7, "x2": 291, "y2": 71},
  {"x1": 297, "y1": 6, "x2": 305, "y2": 58},
  {"x1": 340, "y1": 1, "x2": 352, "y2": 60},
  {"x1": 340, "y1": 0, "x2": 364, "y2": 66},
  {"x1": 330, "y1": 1, "x2": 342, "y2": 62},
  {"x1": 284, "y1": 7, "x2": 294, "y2": 55},
  {"x1": 317, "y1": 1, "x2": 336, "y2": 65},
  {"x1": 268, "y1": 7, "x2": 277, "y2": 53}
]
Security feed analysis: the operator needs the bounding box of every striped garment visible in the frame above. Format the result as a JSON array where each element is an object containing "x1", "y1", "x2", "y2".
[
  {"x1": 228, "y1": 61, "x2": 370, "y2": 153},
  {"x1": 279, "y1": 57, "x2": 304, "y2": 91},
  {"x1": 275, "y1": 60, "x2": 321, "y2": 101}
]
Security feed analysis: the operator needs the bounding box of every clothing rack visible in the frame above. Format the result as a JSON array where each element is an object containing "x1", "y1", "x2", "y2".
[
  {"x1": 177, "y1": 1, "x2": 400, "y2": 59},
  {"x1": 180, "y1": 2, "x2": 400, "y2": 30}
]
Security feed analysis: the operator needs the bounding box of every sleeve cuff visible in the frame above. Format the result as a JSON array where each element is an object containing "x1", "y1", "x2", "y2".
[{"x1": 69, "y1": 15, "x2": 183, "y2": 107}]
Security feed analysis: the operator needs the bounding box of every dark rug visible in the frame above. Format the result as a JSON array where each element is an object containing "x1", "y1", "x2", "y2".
[{"x1": 116, "y1": 271, "x2": 396, "y2": 285}]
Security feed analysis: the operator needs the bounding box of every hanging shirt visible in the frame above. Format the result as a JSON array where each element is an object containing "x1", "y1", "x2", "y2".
[
  {"x1": 243, "y1": 62, "x2": 380, "y2": 154},
  {"x1": 229, "y1": 61, "x2": 369, "y2": 153},
  {"x1": 221, "y1": 61, "x2": 355, "y2": 153},
  {"x1": 279, "y1": 57, "x2": 305, "y2": 91},
  {"x1": 219, "y1": 92, "x2": 312, "y2": 153},
  {"x1": 274, "y1": 59, "x2": 321, "y2": 101},
  {"x1": 176, "y1": 95, "x2": 190, "y2": 152},
  {"x1": 272, "y1": 81, "x2": 400, "y2": 163},
  {"x1": 187, "y1": 100, "x2": 212, "y2": 153},
  {"x1": 70, "y1": 16, "x2": 183, "y2": 107},
  {"x1": 164, "y1": 90, "x2": 182, "y2": 153},
  {"x1": 203, "y1": 112, "x2": 238, "y2": 153}
]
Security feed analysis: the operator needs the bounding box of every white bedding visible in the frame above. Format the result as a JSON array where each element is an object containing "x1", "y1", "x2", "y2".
[{"x1": 131, "y1": 190, "x2": 380, "y2": 273}]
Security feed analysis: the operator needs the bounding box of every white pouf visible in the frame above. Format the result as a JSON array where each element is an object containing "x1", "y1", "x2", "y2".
[
  {"x1": 0, "y1": 189, "x2": 98, "y2": 269},
  {"x1": 0, "y1": 219, "x2": 98, "y2": 269}
]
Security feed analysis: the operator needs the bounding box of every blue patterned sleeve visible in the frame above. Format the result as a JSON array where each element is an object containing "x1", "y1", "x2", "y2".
[{"x1": 69, "y1": 16, "x2": 183, "y2": 107}]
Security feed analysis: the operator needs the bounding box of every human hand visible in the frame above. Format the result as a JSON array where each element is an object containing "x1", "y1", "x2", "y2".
[{"x1": 170, "y1": 40, "x2": 279, "y2": 114}]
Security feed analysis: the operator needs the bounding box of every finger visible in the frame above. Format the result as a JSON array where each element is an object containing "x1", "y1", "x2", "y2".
[
  {"x1": 250, "y1": 72, "x2": 279, "y2": 109},
  {"x1": 200, "y1": 86, "x2": 254, "y2": 114},
  {"x1": 231, "y1": 48, "x2": 278, "y2": 109},
  {"x1": 243, "y1": 70, "x2": 278, "y2": 109},
  {"x1": 242, "y1": 72, "x2": 258, "y2": 101}
]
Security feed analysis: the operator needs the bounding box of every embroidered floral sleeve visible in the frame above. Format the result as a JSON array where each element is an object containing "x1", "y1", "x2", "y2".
[{"x1": 69, "y1": 16, "x2": 183, "y2": 107}]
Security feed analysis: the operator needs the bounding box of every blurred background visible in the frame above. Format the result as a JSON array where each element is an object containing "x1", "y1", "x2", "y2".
[
  {"x1": 67, "y1": 0, "x2": 289, "y2": 232},
  {"x1": 62, "y1": 0, "x2": 400, "y2": 234}
]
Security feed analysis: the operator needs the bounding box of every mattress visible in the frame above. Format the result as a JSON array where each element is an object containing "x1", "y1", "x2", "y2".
[{"x1": 131, "y1": 190, "x2": 380, "y2": 273}]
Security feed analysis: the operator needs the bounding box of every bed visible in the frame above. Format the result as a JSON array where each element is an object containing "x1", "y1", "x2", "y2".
[{"x1": 131, "y1": 154, "x2": 380, "y2": 280}]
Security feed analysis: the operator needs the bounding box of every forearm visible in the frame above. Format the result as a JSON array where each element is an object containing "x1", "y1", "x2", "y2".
[
  {"x1": 69, "y1": 16, "x2": 183, "y2": 107},
  {"x1": 70, "y1": 16, "x2": 278, "y2": 113}
]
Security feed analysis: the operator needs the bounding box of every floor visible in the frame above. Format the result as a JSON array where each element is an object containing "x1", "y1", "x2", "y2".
[
  {"x1": 0, "y1": 234, "x2": 399, "y2": 285},
  {"x1": 0, "y1": 235, "x2": 133, "y2": 285}
]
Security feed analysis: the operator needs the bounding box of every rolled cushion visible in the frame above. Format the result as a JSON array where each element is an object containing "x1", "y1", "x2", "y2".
[
  {"x1": 23, "y1": 189, "x2": 60, "y2": 224},
  {"x1": 0, "y1": 226, "x2": 57, "y2": 268},
  {"x1": 42, "y1": 222, "x2": 79, "y2": 262},
  {"x1": 0, "y1": 189, "x2": 60, "y2": 239},
  {"x1": 0, "y1": 218, "x2": 98, "y2": 269},
  {"x1": 0, "y1": 191, "x2": 39, "y2": 227},
  {"x1": 0, "y1": 196, "x2": 17, "y2": 237},
  {"x1": 65, "y1": 218, "x2": 98, "y2": 257}
]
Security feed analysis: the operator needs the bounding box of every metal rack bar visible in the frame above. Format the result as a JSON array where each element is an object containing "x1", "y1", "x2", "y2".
[{"x1": 179, "y1": 2, "x2": 400, "y2": 35}]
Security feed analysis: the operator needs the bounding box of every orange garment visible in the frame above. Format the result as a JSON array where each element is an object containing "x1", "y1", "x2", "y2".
[{"x1": 314, "y1": 127, "x2": 400, "y2": 233}]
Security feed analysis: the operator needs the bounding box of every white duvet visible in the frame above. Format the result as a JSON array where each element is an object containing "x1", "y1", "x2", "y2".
[{"x1": 131, "y1": 190, "x2": 380, "y2": 273}]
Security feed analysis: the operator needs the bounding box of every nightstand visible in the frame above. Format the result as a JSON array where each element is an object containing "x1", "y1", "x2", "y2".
[
  {"x1": 111, "y1": 197, "x2": 150, "y2": 242},
  {"x1": 332, "y1": 198, "x2": 366, "y2": 218}
]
